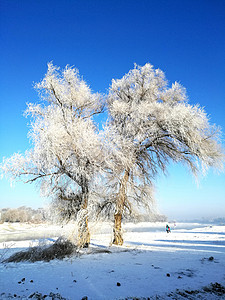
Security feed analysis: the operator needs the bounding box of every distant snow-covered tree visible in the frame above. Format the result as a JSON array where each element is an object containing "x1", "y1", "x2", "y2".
[
  {"x1": 1, "y1": 63, "x2": 104, "y2": 247},
  {"x1": 106, "y1": 63, "x2": 224, "y2": 245}
]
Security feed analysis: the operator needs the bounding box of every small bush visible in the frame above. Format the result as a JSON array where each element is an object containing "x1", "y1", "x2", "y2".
[{"x1": 2, "y1": 237, "x2": 76, "y2": 263}]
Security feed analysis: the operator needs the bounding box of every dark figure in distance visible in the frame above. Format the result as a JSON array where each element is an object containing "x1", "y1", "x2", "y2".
[{"x1": 166, "y1": 224, "x2": 171, "y2": 233}]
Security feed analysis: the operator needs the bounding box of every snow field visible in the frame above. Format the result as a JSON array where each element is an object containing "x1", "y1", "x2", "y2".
[{"x1": 0, "y1": 222, "x2": 225, "y2": 299}]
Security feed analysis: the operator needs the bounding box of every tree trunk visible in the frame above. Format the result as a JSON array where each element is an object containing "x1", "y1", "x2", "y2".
[
  {"x1": 113, "y1": 169, "x2": 130, "y2": 245},
  {"x1": 113, "y1": 212, "x2": 123, "y2": 245},
  {"x1": 77, "y1": 183, "x2": 90, "y2": 248}
]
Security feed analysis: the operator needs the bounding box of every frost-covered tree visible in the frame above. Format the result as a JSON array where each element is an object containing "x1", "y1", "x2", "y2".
[
  {"x1": 106, "y1": 63, "x2": 224, "y2": 245},
  {"x1": 1, "y1": 63, "x2": 104, "y2": 247}
]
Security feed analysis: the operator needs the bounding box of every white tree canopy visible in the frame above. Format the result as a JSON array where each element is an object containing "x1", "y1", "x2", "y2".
[
  {"x1": 1, "y1": 63, "x2": 104, "y2": 201},
  {"x1": 106, "y1": 63, "x2": 224, "y2": 179}
]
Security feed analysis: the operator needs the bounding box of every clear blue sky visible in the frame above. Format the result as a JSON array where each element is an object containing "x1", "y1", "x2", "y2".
[{"x1": 0, "y1": 0, "x2": 225, "y2": 220}]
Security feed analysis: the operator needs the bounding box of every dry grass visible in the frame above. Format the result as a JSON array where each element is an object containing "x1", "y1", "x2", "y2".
[{"x1": 2, "y1": 237, "x2": 76, "y2": 263}]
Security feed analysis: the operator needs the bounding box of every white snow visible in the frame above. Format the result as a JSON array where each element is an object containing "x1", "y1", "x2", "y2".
[{"x1": 0, "y1": 221, "x2": 225, "y2": 299}]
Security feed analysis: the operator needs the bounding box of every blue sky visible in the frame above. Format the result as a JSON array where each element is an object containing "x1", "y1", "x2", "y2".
[{"x1": 0, "y1": 0, "x2": 225, "y2": 220}]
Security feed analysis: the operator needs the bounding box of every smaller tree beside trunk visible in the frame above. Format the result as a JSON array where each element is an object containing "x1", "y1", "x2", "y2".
[{"x1": 1, "y1": 63, "x2": 104, "y2": 247}]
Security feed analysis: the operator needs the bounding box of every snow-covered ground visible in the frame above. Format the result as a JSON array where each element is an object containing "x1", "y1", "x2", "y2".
[{"x1": 0, "y1": 221, "x2": 225, "y2": 299}]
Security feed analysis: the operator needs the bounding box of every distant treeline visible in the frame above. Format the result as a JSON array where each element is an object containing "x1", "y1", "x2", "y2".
[
  {"x1": 125, "y1": 213, "x2": 167, "y2": 223},
  {"x1": 0, "y1": 206, "x2": 48, "y2": 223},
  {"x1": 0, "y1": 205, "x2": 167, "y2": 224},
  {"x1": 183, "y1": 217, "x2": 225, "y2": 224}
]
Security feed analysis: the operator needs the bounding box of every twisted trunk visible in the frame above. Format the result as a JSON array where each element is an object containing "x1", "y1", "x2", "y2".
[
  {"x1": 77, "y1": 180, "x2": 90, "y2": 248},
  {"x1": 113, "y1": 169, "x2": 130, "y2": 245}
]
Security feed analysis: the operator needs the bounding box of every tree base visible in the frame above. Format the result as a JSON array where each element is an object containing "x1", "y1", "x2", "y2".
[
  {"x1": 78, "y1": 230, "x2": 90, "y2": 248},
  {"x1": 112, "y1": 232, "x2": 124, "y2": 246},
  {"x1": 112, "y1": 213, "x2": 124, "y2": 245},
  {"x1": 77, "y1": 208, "x2": 90, "y2": 248},
  {"x1": 81, "y1": 242, "x2": 90, "y2": 248}
]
